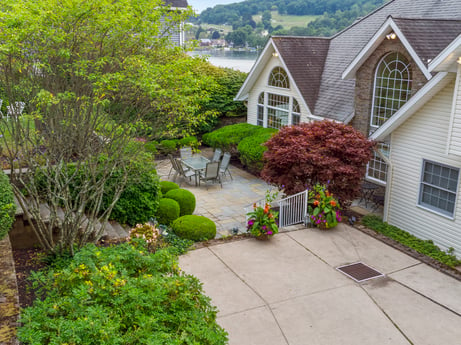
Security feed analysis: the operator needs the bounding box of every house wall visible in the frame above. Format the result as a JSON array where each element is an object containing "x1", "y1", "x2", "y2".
[
  {"x1": 448, "y1": 65, "x2": 461, "y2": 155},
  {"x1": 352, "y1": 38, "x2": 427, "y2": 136},
  {"x1": 387, "y1": 78, "x2": 461, "y2": 255},
  {"x1": 247, "y1": 54, "x2": 312, "y2": 126}
]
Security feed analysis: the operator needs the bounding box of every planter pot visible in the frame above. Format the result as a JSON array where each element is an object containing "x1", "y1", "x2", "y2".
[{"x1": 255, "y1": 234, "x2": 272, "y2": 240}]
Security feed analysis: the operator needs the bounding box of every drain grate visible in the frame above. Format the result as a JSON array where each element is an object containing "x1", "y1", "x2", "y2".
[{"x1": 336, "y1": 262, "x2": 384, "y2": 282}]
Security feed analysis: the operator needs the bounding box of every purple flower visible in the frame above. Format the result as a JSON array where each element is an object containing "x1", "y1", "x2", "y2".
[
  {"x1": 248, "y1": 220, "x2": 254, "y2": 226},
  {"x1": 262, "y1": 225, "x2": 267, "y2": 230},
  {"x1": 267, "y1": 230, "x2": 273, "y2": 235}
]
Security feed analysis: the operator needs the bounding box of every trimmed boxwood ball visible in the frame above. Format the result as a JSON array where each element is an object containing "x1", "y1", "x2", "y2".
[
  {"x1": 172, "y1": 215, "x2": 216, "y2": 241},
  {"x1": 164, "y1": 188, "x2": 196, "y2": 216},
  {"x1": 156, "y1": 198, "x2": 180, "y2": 225},
  {"x1": 159, "y1": 181, "x2": 179, "y2": 195}
]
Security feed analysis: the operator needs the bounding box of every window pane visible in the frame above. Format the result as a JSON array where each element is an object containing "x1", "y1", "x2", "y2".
[
  {"x1": 268, "y1": 67, "x2": 289, "y2": 89},
  {"x1": 419, "y1": 161, "x2": 459, "y2": 216}
]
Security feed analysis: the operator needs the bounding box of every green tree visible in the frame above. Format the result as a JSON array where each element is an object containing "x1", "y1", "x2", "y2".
[
  {"x1": 211, "y1": 30, "x2": 221, "y2": 39},
  {"x1": 0, "y1": 0, "x2": 213, "y2": 255},
  {"x1": 261, "y1": 10, "x2": 272, "y2": 30}
]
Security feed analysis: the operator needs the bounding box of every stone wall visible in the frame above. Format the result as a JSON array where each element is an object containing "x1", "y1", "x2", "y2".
[
  {"x1": 0, "y1": 236, "x2": 19, "y2": 345},
  {"x1": 351, "y1": 38, "x2": 428, "y2": 135}
]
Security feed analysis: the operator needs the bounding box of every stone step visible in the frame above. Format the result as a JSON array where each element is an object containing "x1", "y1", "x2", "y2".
[{"x1": 110, "y1": 221, "x2": 130, "y2": 239}]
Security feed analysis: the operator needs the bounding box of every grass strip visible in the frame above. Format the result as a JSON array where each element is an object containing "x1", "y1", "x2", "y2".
[{"x1": 361, "y1": 215, "x2": 461, "y2": 268}]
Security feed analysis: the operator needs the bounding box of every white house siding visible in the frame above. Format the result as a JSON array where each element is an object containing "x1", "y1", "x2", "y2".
[
  {"x1": 387, "y1": 79, "x2": 461, "y2": 255},
  {"x1": 247, "y1": 53, "x2": 312, "y2": 126},
  {"x1": 448, "y1": 66, "x2": 461, "y2": 156}
]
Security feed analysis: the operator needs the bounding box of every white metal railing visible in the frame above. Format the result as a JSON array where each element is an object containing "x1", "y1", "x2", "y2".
[{"x1": 244, "y1": 190, "x2": 309, "y2": 229}]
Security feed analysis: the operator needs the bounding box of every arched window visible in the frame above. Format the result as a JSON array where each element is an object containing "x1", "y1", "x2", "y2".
[
  {"x1": 256, "y1": 93, "x2": 301, "y2": 129},
  {"x1": 371, "y1": 52, "x2": 411, "y2": 128},
  {"x1": 268, "y1": 67, "x2": 289, "y2": 89}
]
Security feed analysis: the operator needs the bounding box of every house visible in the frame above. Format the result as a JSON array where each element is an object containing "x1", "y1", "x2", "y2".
[
  {"x1": 235, "y1": 0, "x2": 461, "y2": 255},
  {"x1": 163, "y1": 0, "x2": 189, "y2": 46}
]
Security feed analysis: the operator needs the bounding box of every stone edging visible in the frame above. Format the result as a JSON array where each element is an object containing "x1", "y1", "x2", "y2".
[{"x1": 0, "y1": 236, "x2": 20, "y2": 345}]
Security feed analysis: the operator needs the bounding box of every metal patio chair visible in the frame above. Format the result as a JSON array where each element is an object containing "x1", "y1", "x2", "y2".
[
  {"x1": 6, "y1": 101, "x2": 25, "y2": 119},
  {"x1": 199, "y1": 161, "x2": 222, "y2": 189},
  {"x1": 174, "y1": 158, "x2": 196, "y2": 185},
  {"x1": 211, "y1": 148, "x2": 222, "y2": 162},
  {"x1": 219, "y1": 152, "x2": 233, "y2": 180},
  {"x1": 180, "y1": 146, "x2": 193, "y2": 160}
]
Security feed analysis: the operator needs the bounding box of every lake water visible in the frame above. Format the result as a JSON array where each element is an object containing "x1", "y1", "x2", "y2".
[{"x1": 189, "y1": 50, "x2": 258, "y2": 73}]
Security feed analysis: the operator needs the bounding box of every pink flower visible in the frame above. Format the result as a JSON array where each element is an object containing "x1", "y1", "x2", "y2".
[{"x1": 267, "y1": 231, "x2": 273, "y2": 235}]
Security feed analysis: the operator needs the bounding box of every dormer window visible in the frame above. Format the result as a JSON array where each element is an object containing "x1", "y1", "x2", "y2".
[{"x1": 268, "y1": 67, "x2": 289, "y2": 89}]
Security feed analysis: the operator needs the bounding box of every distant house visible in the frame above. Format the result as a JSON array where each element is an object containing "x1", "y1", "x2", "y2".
[
  {"x1": 235, "y1": 0, "x2": 461, "y2": 255},
  {"x1": 163, "y1": 0, "x2": 189, "y2": 46}
]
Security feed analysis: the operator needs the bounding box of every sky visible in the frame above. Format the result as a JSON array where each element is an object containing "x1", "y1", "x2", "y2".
[{"x1": 188, "y1": 0, "x2": 245, "y2": 14}]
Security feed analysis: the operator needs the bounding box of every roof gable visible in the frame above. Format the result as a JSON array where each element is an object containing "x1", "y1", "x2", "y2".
[{"x1": 271, "y1": 36, "x2": 330, "y2": 112}]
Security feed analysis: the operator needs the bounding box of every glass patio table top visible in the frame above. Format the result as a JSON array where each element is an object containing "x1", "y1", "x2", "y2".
[{"x1": 182, "y1": 155, "x2": 210, "y2": 171}]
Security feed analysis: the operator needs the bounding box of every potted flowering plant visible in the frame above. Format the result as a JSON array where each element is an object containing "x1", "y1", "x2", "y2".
[
  {"x1": 246, "y1": 190, "x2": 279, "y2": 239},
  {"x1": 308, "y1": 183, "x2": 341, "y2": 229}
]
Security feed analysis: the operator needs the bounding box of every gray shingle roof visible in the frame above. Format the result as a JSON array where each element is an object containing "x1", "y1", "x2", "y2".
[
  {"x1": 313, "y1": 0, "x2": 461, "y2": 122},
  {"x1": 272, "y1": 36, "x2": 330, "y2": 112},
  {"x1": 164, "y1": 0, "x2": 188, "y2": 8},
  {"x1": 393, "y1": 18, "x2": 461, "y2": 66}
]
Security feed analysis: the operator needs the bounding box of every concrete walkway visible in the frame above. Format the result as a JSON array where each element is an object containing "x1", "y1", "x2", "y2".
[{"x1": 179, "y1": 224, "x2": 461, "y2": 345}]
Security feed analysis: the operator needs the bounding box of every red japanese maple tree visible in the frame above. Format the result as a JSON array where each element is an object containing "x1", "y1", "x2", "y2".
[{"x1": 260, "y1": 121, "x2": 375, "y2": 203}]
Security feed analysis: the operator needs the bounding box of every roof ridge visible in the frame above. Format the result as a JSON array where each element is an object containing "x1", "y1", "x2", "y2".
[
  {"x1": 392, "y1": 17, "x2": 461, "y2": 22},
  {"x1": 271, "y1": 36, "x2": 331, "y2": 40},
  {"x1": 331, "y1": 0, "x2": 396, "y2": 39}
]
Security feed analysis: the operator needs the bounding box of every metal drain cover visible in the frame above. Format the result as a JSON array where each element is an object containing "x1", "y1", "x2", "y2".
[{"x1": 336, "y1": 262, "x2": 384, "y2": 282}]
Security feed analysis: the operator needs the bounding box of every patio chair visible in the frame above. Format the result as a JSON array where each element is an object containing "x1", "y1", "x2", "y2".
[
  {"x1": 211, "y1": 148, "x2": 222, "y2": 162},
  {"x1": 167, "y1": 154, "x2": 177, "y2": 178},
  {"x1": 180, "y1": 146, "x2": 193, "y2": 160},
  {"x1": 219, "y1": 152, "x2": 233, "y2": 180},
  {"x1": 6, "y1": 101, "x2": 25, "y2": 119},
  {"x1": 199, "y1": 161, "x2": 222, "y2": 189},
  {"x1": 174, "y1": 158, "x2": 196, "y2": 185}
]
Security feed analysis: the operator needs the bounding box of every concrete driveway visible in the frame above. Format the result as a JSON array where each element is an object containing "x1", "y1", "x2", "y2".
[{"x1": 179, "y1": 224, "x2": 461, "y2": 345}]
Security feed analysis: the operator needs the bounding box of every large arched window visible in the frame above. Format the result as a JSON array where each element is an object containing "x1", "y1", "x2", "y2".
[
  {"x1": 268, "y1": 67, "x2": 289, "y2": 89},
  {"x1": 367, "y1": 52, "x2": 412, "y2": 184},
  {"x1": 256, "y1": 92, "x2": 301, "y2": 129},
  {"x1": 371, "y1": 52, "x2": 412, "y2": 128}
]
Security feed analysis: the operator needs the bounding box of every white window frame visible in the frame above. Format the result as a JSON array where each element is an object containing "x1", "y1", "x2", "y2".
[
  {"x1": 256, "y1": 92, "x2": 300, "y2": 129},
  {"x1": 268, "y1": 67, "x2": 290, "y2": 89},
  {"x1": 418, "y1": 160, "x2": 460, "y2": 219}
]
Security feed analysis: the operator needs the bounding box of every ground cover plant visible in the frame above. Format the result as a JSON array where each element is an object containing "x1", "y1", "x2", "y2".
[
  {"x1": 261, "y1": 121, "x2": 375, "y2": 203},
  {"x1": 362, "y1": 215, "x2": 461, "y2": 267},
  {"x1": 18, "y1": 241, "x2": 228, "y2": 345}
]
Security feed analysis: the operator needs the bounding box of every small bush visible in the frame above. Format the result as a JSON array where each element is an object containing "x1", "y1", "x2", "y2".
[
  {"x1": 18, "y1": 242, "x2": 228, "y2": 344},
  {"x1": 362, "y1": 215, "x2": 461, "y2": 267},
  {"x1": 172, "y1": 215, "x2": 217, "y2": 241},
  {"x1": 156, "y1": 198, "x2": 180, "y2": 225},
  {"x1": 159, "y1": 181, "x2": 179, "y2": 195},
  {"x1": 144, "y1": 140, "x2": 158, "y2": 155},
  {"x1": 0, "y1": 170, "x2": 16, "y2": 240},
  {"x1": 202, "y1": 123, "x2": 262, "y2": 154},
  {"x1": 238, "y1": 128, "x2": 277, "y2": 174},
  {"x1": 157, "y1": 139, "x2": 179, "y2": 155},
  {"x1": 179, "y1": 136, "x2": 199, "y2": 149},
  {"x1": 165, "y1": 188, "x2": 196, "y2": 216}
]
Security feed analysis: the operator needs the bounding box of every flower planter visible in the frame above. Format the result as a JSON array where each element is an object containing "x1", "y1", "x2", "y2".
[{"x1": 255, "y1": 234, "x2": 272, "y2": 240}]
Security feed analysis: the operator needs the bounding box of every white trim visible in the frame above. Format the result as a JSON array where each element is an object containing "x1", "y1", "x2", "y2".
[
  {"x1": 446, "y1": 64, "x2": 461, "y2": 155},
  {"x1": 370, "y1": 72, "x2": 452, "y2": 141},
  {"x1": 428, "y1": 34, "x2": 461, "y2": 72},
  {"x1": 342, "y1": 17, "x2": 432, "y2": 80}
]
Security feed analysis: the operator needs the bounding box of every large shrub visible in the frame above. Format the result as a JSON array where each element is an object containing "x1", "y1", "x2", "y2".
[
  {"x1": 202, "y1": 123, "x2": 261, "y2": 154},
  {"x1": 164, "y1": 188, "x2": 196, "y2": 216},
  {"x1": 0, "y1": 171, "x2": 16, "y2": 240},
  {"x1": 261, "y1": 121, "x2": 375, "y2": 203},
  {"x1": 172, "y1": 215, "x2": 217, "y2": 241},
  {"x1": 104, "y1": 151, "x2": 161, "y2": 226},
  {"x1": 156, "y1": 198, "x2": 180, "y2": 225},
  {"x1": 18, "y1": 242, "x2": 228, "y2": 344},
  {"x1": 159, "y1": 181, "x2": 179, "y2": 195},
  {"x1": 238, "y1": 128, "x2": 277, "y2": 174}
]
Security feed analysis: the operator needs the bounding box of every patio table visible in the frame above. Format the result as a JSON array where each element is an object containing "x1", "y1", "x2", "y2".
[{"x1": 181, "y1": 155, "x2": 210, "y2": 186}]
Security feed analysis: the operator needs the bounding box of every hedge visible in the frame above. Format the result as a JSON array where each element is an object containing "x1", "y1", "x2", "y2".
[
  {"x1": 202, "y1": 123, "x2": 262, "y2": 154},
  {"x1": 237, "y1": 128, "x2": 277, "y2": 174},
  {"x1": 0, "y1": 170, "x2": 16, "y2": 240}
]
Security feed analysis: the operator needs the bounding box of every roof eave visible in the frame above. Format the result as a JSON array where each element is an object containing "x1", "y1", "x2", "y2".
[
  {"x1": 428, "y1": 34, "x2": 461, "y2": 72},
  {"x1": 342, "y1": 17, "x2": 432, "y2": 80},
  {"x1": 370, "y1": 72, "x2": 452, "y2": 141}
]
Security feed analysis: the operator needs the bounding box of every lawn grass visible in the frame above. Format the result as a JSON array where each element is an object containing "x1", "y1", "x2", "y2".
[
  {"x1": 361, "y1": 214, "x2": 461, "y2": 268},
  {"x1": 253, "y1": 11, "x2": 319, "y2": 29}
]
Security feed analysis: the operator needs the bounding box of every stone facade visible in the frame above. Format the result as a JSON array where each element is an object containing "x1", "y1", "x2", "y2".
[{"x1": 351, "y1": 38, "x2": 428, "y2": 136}]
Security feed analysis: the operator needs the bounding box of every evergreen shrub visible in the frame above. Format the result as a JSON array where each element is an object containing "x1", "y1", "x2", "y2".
[
  {"x1": 179, "y1": 136, "x2": 199, "y2": 149},
  {"x1": 0, "y1": 170, "x2": 15, "y2": 240},
  {"x1": 159, "y1": 181, "x2": 179, "y2": 195},
  {"x1": 202, "y1": 123, "x2": 261, "y2": 153},
  {"x1": 164, "y1": 188, "x2": 196, "y2": 216},
  {"x1": 238, "y1": 128, "x2": 277, "y2": 173},
  {"x1": 18, "y1": 242, "x2": 228, "y2": 344},
  {"x1": 156, "y1": 198, "x2": 180, "y2": 225},
  {"x1": 157, "y1": 139, "x2": 179, "y2": 155},
  {"x1": 172, "y1": 215, "x2": 217, "y2": 241}
]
